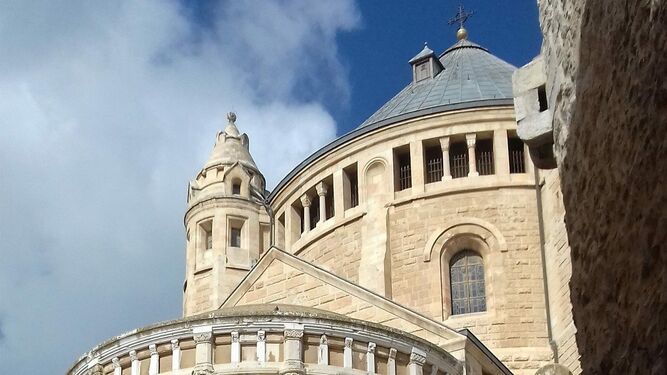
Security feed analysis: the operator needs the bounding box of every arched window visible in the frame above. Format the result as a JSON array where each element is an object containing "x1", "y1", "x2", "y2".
[{"x1": 450, "y1": 250, "x2": 486, "y2": 315}]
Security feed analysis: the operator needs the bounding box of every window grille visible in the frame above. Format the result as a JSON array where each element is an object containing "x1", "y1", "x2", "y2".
[
  {"x1": 350, "y1": 177, "x2": 359, "y2": 207},
  {"x1": 475, "y1": 139, "x2": 494, "y2": 175},
  {"x1": 449, "y1": 142, "x2": 469, "y2": 179},
  {"x1": 450, "y1": 250, "x2": 486, "y2": 315},
  {"x1": 398, "y1": 154, "x2": 412, "y2": 190},
  {"x1": 230, "y1": 228, "x2": 242, "y2": 248},
  {"x1": 205, "y1": 231, "x2": 213, "y2": 250},
  {"x1": 425, "y1": 146, "x2": 443, "y2": 183},
  {"x1": 508, "y1": 137, "x2": 526, "y2": 174}
]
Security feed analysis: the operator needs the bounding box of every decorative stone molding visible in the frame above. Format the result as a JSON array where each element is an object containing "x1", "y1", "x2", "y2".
[
  {"x1": 409, "y1": 348, "x2": 427, "y2": 366},
  {"x1": 284, "y1": 329, "x2": 304, "y2": 339},
  {"x1": 423, "y1": 217, "x2": 507, "y2": 262}
]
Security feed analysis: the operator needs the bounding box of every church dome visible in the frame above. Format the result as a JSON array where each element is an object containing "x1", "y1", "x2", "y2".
[{"x1": 359, "y1": 37, "x2": 516, "y2": 128}]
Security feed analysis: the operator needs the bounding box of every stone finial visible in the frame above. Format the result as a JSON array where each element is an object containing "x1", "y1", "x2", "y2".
[{"x1": 227, "y1": 112, "x2": 237, "y2": 124}]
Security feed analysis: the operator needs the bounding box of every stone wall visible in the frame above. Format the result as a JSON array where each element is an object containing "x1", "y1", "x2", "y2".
[
  {"x1": 538, "y1": 169, "x2": 580, "y2": 373},
  {"x1": 298, "y1": 218, "x2": 362, "y2": 283},
  {"x1": 388, "y1": 189, "x2": 552, "y2": 372},
  {"x1": 537, "y1": 1, "x2": 667, "y2": 373}
]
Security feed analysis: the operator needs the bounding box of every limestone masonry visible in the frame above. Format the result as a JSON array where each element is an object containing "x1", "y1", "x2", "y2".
[{"x1": 66, "y1": 10, "x2": 618, "y2": 375}]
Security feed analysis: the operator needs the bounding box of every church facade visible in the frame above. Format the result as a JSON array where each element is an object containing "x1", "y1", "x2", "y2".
[{"x1": 68, "y1": 24, "x2": 580, "y2": 375}]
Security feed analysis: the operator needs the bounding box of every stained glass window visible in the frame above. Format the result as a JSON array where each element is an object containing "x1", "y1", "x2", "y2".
[{"x1": 450, "y1": 250, "x2": 486, "y2": 315}]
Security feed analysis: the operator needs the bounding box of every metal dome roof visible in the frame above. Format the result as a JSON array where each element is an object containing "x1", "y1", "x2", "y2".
[{"x1": 359, "y1": 39, "x2": 516, "y2": 128}]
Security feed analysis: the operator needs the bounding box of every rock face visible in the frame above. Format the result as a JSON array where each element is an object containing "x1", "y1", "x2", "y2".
[{"x1": 538, "y1": 1, "x2": 667, "y2": 374}]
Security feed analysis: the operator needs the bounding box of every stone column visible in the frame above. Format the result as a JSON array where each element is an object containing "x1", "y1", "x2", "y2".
[
  {"x1": 343, "y1": 337, "x2": 353, "y2": 369},
  {"x1": 388, "y1": 348, "x2": 397, "y2": 375},
  {"x1": 316, "y1": 182, "x2": 328, "y2": 224},
  {"x1": 440, "y1": 137, "x2": 452, "y2": 180},
  {"x1": 231, "y1": 331, "x2": 240, "y2": 363},
  {"x1": 171, "y1": 339, "x2": 181, "y2": 371},
  {"x1": 112, "y1": 358, "x2": 121, "y2": 375},
  {"x1": 282, "y1": 324, "x2": 304, "y2": 375},
  {"x1": 149, "y1": 344, "x2": 159, "y2": 375},
  {"x1": 257, "y1": 330, "x2": 266, "y2": 363},
  {"x1": 493, "y1": 129, "x2": 510, "y2": 176},
  {"x1": 408, "y1": 348, "x2": 426, "y2": 375},
  {"x1": 300, "y1": 194, "x2": 311, "y2": 233},
  {"x1": 466, "y1": 133, "x2": 479, "y2": 177},
  {"x1": 366, "y1": 342, "x2": 376, "y2": 373},
  {"x1": 129, "y1": 350, "x2": 140, "y2": 375},
  {"x1": 318, "y1": 334, "x2": 329, "y2": 365},
  {"x1": 193, "y1": 326, "x2": 214, "y2": 374}
]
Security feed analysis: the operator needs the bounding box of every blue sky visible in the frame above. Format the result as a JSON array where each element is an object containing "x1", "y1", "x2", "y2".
[
  {"x1": 333, "y1": 0, "x2": 542, "y2": 134},
  {"x1": 0, "y1": 1, "x2": 541, "y2": 374}
]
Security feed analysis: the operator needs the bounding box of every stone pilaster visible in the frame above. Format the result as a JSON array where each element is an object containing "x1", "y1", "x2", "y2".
[
  {"x1": 318, "y1": 334, "x2": 329, "y2": 365},
  {"x1": 343, "y1": 337, "x2": 353, "y2": 369},
  {"x1": 408, "y1": 348, "x2": 426, "y2": 375},
  {"x1": 112, "y1": 357, "x2": 121, "y2": 375},
  {"x1": 129, "y1": 350, "x2": 140, "y2": 375},
  {"x1": 257, "y1": 330, "x2": 266, "y2": 363},
  {"x1": 149, "y1": 344, "x2": 159, "y2": 375},
  {"x1": 281, "y1": 324, "x2": 304, "y2": 375},
  {"x1": 388, "y1": 348, "x2": 397, "y2": 375},
  {"x1": 192, "y1": 326, "x2": 214, "y2": 375},
  {"x1": 466, "y1": 133, "x2": 479, "y2": 176},
  {"x1": 171, "y1": 339, "x2": 181, "y2": 371},
  {"x1": 493, "y1": 129, "x2": 511, "y2": 176},
  {"x1": 366, "y1": 342, "x2": 376, "y2": 373},
  {"x1": 440, "y1": 136, "x2": 452, "y2": 180},
  {"x1": 231, "y1": 331, "x2": 240, "y2": 363}
]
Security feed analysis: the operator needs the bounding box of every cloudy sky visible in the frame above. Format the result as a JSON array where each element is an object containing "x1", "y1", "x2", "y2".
[{"x1": 0, "y1": 1, "x2": 540, "y2": 373}]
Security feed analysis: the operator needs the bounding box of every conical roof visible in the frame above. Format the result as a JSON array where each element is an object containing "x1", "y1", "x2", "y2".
[
  {"x1": 359, "y1": 37, "x2": 515, "y2": 128},
  {"x1": 204, "y1": 112, "x2": 259, "y2": 172}
]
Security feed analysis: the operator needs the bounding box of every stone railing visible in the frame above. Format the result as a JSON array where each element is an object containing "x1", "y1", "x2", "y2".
[{"x1": 69, "y1": 305, "x2": 462, "y2": 375}]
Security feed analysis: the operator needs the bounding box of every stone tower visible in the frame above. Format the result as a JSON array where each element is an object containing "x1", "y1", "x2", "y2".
[{"x1": 183, "y1": 112, "x2": 270, "y2": 316}]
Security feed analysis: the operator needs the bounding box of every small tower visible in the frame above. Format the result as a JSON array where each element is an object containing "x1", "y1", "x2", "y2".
[{"x1": 183, "y1": 112, "x2": 270, "y2": 316}]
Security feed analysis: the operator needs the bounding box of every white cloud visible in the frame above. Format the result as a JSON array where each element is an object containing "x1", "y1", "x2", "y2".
[{"x1": 0, "y1": 1, "x2": 359, "y2": 373}]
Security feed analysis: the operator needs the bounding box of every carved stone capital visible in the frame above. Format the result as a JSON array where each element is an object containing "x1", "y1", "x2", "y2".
[
  {"x1": 257, "y1": 330, "x2": 266, "y2": 342},
  {"x1": 129, "y1": 350, "x2": 138, "y2": 362},
  {"x1": 300, "y1": 194, "x2": 311, "y2": 208},
  {"x1": 465, "y1": 133, "x2": 477, "y2": 147},
  {"x1": 388, "y1": 348, "x2": 397, "y2": 359},
  {"x1": 193, "y1": 331, "x2": 212, "y2": 344},
  {"x1": 368, "y1": 342, "x2": 376, "y2": 353},
  {"x1": 409, "y1": 348, "x2": 426, "y2": 366},
  {"x1": 320, "y1": 334, "x2": 328, "y2": 345},
  {"x1": 439, "y1": 136, "x2": 451, "y2": 151},
  {"x1": 171, "y1": 339, "x2": 179, "y2": 351},
  {"x1": 192, "y1": 364, "x2": 214, "y2": 375},
  {"x1": 149, "y1": 344, "x2": 158, "y2": 356},
  {"x1": 231, "y1": 331, "x2": 240, "y2": 343},
  {"x1": 89, "y1": 364, "x2": 104, "y2": 375},
  {"x1": 284, "y1": 329, "x2": 304, "y2": 339},
  {"x1": 316, "y1": 182, "x2": 328, "y2": 196},
  {"x1": 344, "y1": 337, "x2": 353, "y2": 348}
]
